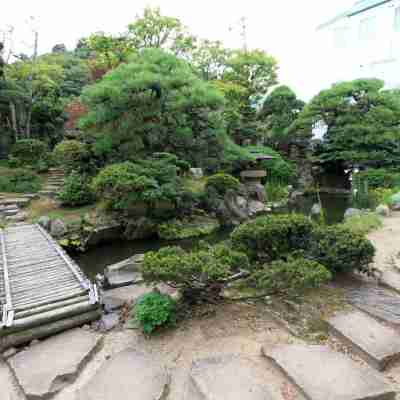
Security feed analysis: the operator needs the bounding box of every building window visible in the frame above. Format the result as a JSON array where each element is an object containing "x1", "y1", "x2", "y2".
[
  {"x1": 394, "y1": 7, "x2": 400, "y2": 32},
  {"x1": 359, "y1": 16, "x2": 377, "y2": 41}
]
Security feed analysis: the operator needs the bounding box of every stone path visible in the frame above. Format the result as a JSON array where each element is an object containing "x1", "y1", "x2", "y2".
[
  {"x1": 39, "y1": 168, "x2": 65, "y2": 198},
  {"x1": 0, "y1": 196, "x2": 34, "y2": 223}
]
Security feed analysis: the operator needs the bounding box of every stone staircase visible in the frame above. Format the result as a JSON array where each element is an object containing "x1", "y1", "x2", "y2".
[
  {"x1": 0, "y1": 195, "x2": 36, "y2": 223},
  {"x1": 38, "y1": 168, "x2": 65, "y2": 198}
]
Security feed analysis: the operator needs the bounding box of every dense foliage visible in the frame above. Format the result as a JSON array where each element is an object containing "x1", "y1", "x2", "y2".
[
  {"x1": 357, "y1": 168, "x2": 400, "y2": 189},
  {"x1": 131, "y1": 291, "x2": 177, "y2": 335},
  {"x1": 57, "y1": 171, "x2": 95, "y2": 206},
  {"x1": 292, "y1": 79, "x2": 400, "y2": 170},
  {"x1": 10, "y1": 139, "x2": 49, "y2": 165},
  {"x1": 231, "y1": 214, "x2": 314, "y2": 261},
  {"x1": 53, "y1": 140, "x2": 89, "y2": 173},
  {"x1": 205, "y1": 173, "x2": 241, "y2": 196},
  {"x1": 0, "y1": 168, "x2": 41, "y2": 193}
]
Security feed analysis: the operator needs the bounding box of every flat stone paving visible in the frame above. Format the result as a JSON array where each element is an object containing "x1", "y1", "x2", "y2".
[
  {"x1": 327, "y1": 311, "x2": 400, "y2": 370},
  {"x1": 0, "y1": 360, "x2": 24, "y2": 400},
  {"x1": 380, "y1": 270, "x2": 400, "y2": 293},
  {"x1": 186, "y1": 354, "x2": 278, "y2": 400},
  {"x1": 77, "y1": 349, "x2": 170, "y2": 400},
  {"x1": 347, "y1": 286, "x2": 400, "y2": 326},
  {"x1": 9, "y1": 328, "x2": 101, "y2": 400},
  {"x1": 263, "y1": 345, "x2": 395, "y2": 400}
]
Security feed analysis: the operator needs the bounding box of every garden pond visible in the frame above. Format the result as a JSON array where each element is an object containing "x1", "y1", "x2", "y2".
[{"x1": 72, "y1": 192, "x2": 351, "y2": 279}]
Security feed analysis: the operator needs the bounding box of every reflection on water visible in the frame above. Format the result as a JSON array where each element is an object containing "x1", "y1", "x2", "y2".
[{"x1": 73, "y1": 192, "x2": 351, "y2": 279}]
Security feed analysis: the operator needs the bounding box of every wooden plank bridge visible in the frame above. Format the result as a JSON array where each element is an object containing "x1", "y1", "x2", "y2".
[{"x1": 0, "y1": 224, "x2": 99, "y2": 343}]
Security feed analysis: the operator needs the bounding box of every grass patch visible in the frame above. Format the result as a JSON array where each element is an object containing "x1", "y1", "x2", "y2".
[
  {"x1": 342, "y1": 212, "x2": 383, "y2": 235},
  {"x1": 182, "y1": 177, "x2": 207, "y2": 194}
]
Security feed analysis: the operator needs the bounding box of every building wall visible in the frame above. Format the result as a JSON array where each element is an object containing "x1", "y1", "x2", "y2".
[{"x1": 319, "y1": 0, "x2": 400, "y2": 88}]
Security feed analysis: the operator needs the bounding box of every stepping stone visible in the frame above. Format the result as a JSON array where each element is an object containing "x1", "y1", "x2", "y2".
[
  {"x1": 347, "y1": 286, "x2": 400, "y2": 327},
  {"x1": 263, "y1": 345, "x2": 395, "y2": 400},
  {"x1": 0, "y1": 198, "x2": 30, "y2": 207},
  {"x1": 77, "y1": 350, "x2": 169, "y2": 400},
  {"x1": 186, "y1": 355, "x2": 277, "y2": 400},
  {"x1": 0, "y1": 360, "x2": 24, "y2": 400},
  {"x1": 327, "y1": 311, "x2": 400, "y2": 370},
  {"x1": 9, "y1": 328, "x2": 102, "y2": 400},
  {"x1": 380, "y1": 270, "x2": 400, "y2": 293}
]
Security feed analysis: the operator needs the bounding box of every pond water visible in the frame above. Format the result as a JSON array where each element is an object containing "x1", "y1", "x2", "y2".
[{"x1": 72, "y1": 192, "x2": 351, "y2": 279}]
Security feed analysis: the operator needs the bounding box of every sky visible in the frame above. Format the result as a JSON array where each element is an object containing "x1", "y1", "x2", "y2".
[{"x1": 2, "y1": 0, "x2": 354, "y2": 100}]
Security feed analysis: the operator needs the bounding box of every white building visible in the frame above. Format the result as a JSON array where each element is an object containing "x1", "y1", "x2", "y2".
[{"x1": 318, "y1": 0, "x2": 400, "y2": 89}]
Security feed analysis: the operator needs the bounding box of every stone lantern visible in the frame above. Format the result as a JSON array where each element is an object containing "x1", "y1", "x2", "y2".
[{"x1": 240, "y1": 154, "x2": 275, "y2": 202}]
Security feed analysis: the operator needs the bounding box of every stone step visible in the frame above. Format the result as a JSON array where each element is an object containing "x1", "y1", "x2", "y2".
[
  {"x1": 47, "y1": 179, "x2": 64, "y2": 184},
  {"x1": 263, "y1": 344, "x2": 396, "y2": 400},
  {"x1": 43, "y1": 186, "x2": 61, "y2": 191},
  {"x1": 379, "y1": 270, "x2": 400, "y2": 293},
  {"x1": 327, "y1": 310, "x2": 400, "y2": 370},
  {"x1": 0, "y1": 198, "x2": 30, "y2": 208},
  {"x1": 2, "y1": 209, "x2": 20, "y2": 217},
  {"x1": 38, "y1": 191, "x2": 57, "y2": 197},
  {"x1": 347, "y1": 285, "x2": 400, "y2": 328}
]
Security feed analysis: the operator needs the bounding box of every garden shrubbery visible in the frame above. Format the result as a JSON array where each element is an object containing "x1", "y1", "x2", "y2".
[
  {"x1": 10, "y1": 139, "x2": 49, "y2": 166},
  {"x1": 358, "y1": 168, "x2": 400, "y2": 189},
  {"x1": 205, "y1": 173, "x2": 241, "y2": 197},
  {"x1": 130, "y1": 292, "x2": 177, "y2": 335},
  {"x1": 57, "y1": 171, "x2": 96, "y2": 206},
  {"x1": 53, "y1": 140, "x2": 89, "y2": 173},
  {"x1": 0, "y1": 168, "x2": 41, "y2": 193},
  {"x1": 231, "y1": 214, "x2": 313, "y2": 261}
]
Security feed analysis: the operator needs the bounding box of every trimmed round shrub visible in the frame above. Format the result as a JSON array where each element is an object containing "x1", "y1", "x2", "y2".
[
  {"x1": 231, "y1": 214, "x2": 314, "y2": 261},
  {"x1": 131, "y1": 291, "x2": 177, "y2": 335},
  {"x1": 205, "y1": 173, "x2": 240, "y2": 196},
  {"x1": 11, "y1": 139, "x2": 48, "y2": 165},
  {"x1": 57, "y1": 172, "x2": 96, "y2": 207},
  {"x1": 247, "y1": 257, "x2": 332, "y2": 295},
  {"x1": 53, "y1": 140, "x2": 89, "y2": 172},
  {"x1": 0, "y1": 168, "x2": 41, "y2": 193},
  {"x1": 309, "y1": 225, "x2": 375, "y2": 275}
]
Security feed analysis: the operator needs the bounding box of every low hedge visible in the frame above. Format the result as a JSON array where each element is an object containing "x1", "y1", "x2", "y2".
[{"x1": 0, "y1": 168, "x2": 41, "y2": 193}]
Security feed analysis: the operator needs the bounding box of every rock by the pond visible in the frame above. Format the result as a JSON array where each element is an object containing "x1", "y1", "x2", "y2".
[
  {"x1": 50, "y1": 218, "x2": 68, "y2": 238},
  {"x1": 189, "y1": 167, "x2": 204, "y2": 179},
  {"x1": 376, "y1": 204, "x2": 390, "y2": 217},
  {"x1": 389, "y1": 192, "x2": 400, "y2": 210},
  {"x1": 2, "y1": 347, "x2": 18, "y2": 359},
  {"x1": 38, "y1": 215, "x2": 51, "y2": 230},
  {"x1": 104, "y1": 254, "x2": 144, "y2": 288},
  {"x1": 379, "y1": 269, "x2": 400, "y2": 293},
  {"x1": 248, "y1": 200, "x2": 269, "y2": 217},
  {"x1": 84, "y1": 223, "x2": 123, "y2": 247},
  {"x1": 95, "y1": 313, "x2": 120, "y2": 332},
  {"x1": 327, "y1": 310, "x2": 400, "y2": 370},
  {"x1": 77, "y1": 350, "x2": 170, "y2": 400},
  {"x1": 8, "y1": 328, "x2": 102, "y2": 400},
  {"x1": 347, "y1": 286, "x2": 400, "y2": 326},
  {"x1": 0, "y1": 360, "x2": 24, "y2": 400},
  {"x1": 263, "y1": 344, "x2": 395, "y2": 400},
  {"x1": 6, "y1": 211, "x2": 28, "y2": 222},
  {"x1": 310, "y1": 203, "x2": 322, "y2": 216},
  {"x1": 186, "y1": 355, "x2": 275, "y2": 400},
  {"x1": 344, "y1": 208, "x2": 362, "y2": 219}
]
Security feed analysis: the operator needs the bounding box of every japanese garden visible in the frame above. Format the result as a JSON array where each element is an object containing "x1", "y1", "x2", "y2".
[{"x1": 2, "y1": 5, "x2": 400, "y2": 400}]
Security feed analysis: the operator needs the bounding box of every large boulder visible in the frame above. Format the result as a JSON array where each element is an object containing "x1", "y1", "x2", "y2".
[
  {"x1": 376, "y1": 204, "x2": 390, "y2": 217},
  {"x1": 124, "y1": 217, "x2": 158, "y2": 240},
  {"x1": 77, "y1": 350, "x2": 170, "y2": 400},
  {"x1": 310, "y1": 203, "x2": 322, "y2": 216},
  {"x1": 189, "y1": 168, "x2": 204, "y2": 179},
  {"x1": 344, "y1": 208, "x2": 362, "y2": 220},
  {"x1": 104, "y1": 254, "x2": 144, "y2": 289},
  {"x1": 38, "y1": 215, "x2": 51, "y2": 230},
  {"x1": 50, "y1": 219, "x2": 68, "y2": 238}
]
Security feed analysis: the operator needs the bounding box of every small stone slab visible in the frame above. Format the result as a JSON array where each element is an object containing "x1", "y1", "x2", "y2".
[
  {"x1": 327, "y1": 311, "x2": 400, "y2": 370},
  {"x1": 9, "y1": 328, "x2": 102, "y2": 400},
  {"x1": 263, "y1": 345, "x2": 395, "y2": 400},
  {"x1": 380, "y1": 270, "x2": 400, "y2": 293},
  {"x1": 347, "y1": 286, "x2": 400, "y2": 326},
  {"x1": 186, "y1": 355, "x2": 276, "y2": 400},
  {"x1": 0, "y1": 198, "x2": 30, "y2": 207},
  {"x1": 77, "y1": 350, "x2": 169, "y2": 400}
]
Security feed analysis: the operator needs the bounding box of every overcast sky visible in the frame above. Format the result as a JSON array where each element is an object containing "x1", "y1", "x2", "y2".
[{"x1": 2, "y1": 0, "x2": 354, "y2": 100}]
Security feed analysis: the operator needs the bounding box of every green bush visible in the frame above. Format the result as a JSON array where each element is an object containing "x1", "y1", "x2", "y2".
[
  {"x1": 57, "y1": 172, "x2": 96, "y2": 206},
  {"x1": 0, "y1": 169, "x2": 41, "y2": 193},
  {"x1": 92, "y1": 157, "x2": 184, "y2": 214},
  {"x1": 131, "y1": 292, "x2": 176, "y2": 335},
  {"x1": 231, "y1": 214, "x2": 314, "y2": 261},
  {"x1": 53, "y1": 140, "x2": 89, "y2": 172},
  {"x1": 11, "y1": 139, "x2": 48, "y2": 166},
  {"x1": 357, "y1": 168, "x2": 400, "y2": 189},
  {"x1": 309, "y1": 225, "x2": 375, "y2": 275},
  {"x1": 342, "y1": 212, "x2": 382, "y2": 235},
  {"x1": 247, "y1": 257, "x2": 332, "y2": 296},
  {"x1": 141, "y1": 244, "x2": 249, "y2": 301},
  {"x1": 205, "y1": 173, "x2": 240, "y2": 196}
]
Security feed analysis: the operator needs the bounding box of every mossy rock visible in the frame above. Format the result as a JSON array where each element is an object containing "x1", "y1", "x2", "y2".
[{"x1": 158, "y1": 216, "x2": 220, "y2": 240}]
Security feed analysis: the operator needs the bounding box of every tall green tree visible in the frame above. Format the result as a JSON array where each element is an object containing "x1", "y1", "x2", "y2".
[
  {"x1": 292, "y1": 79, "x2": 400, "y2": 169},
  {"x1": 261, "y1": 85, "x2": 305, "y2": 147},
  {"x1": 79, "y1": 48, "x2": 235, "y2": 170}
]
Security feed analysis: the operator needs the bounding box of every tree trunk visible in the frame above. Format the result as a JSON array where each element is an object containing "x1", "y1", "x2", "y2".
[
  {"x1": 25, "y1": 107, "x2": 32, "y2": 138},
  {"x1": 9, "y1": 102, "x2": 18, "y2": 141}
]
